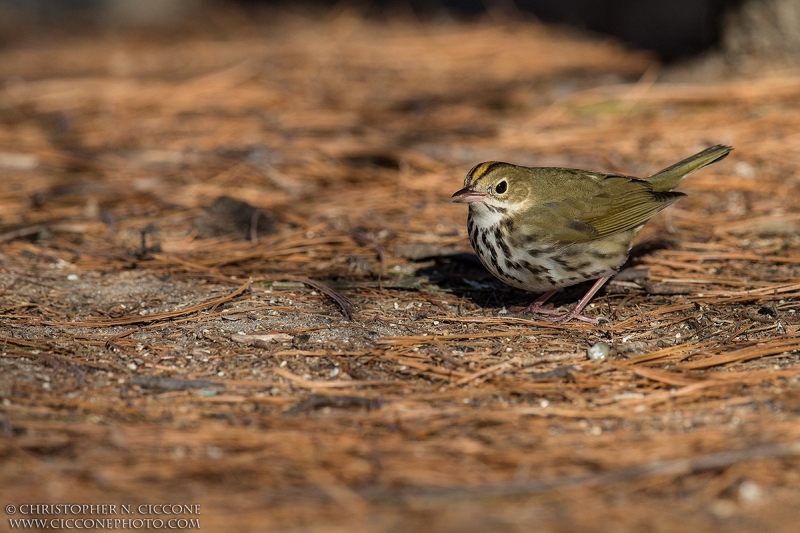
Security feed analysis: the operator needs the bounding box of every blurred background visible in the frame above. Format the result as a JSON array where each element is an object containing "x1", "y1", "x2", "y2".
[{"x1": 0, "y1": 0, "x2": 799, "y2": 63}]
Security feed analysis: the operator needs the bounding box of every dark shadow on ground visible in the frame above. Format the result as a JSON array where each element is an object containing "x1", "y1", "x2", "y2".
[{"x1": 416, "y1": 238, "x2": 675, "y2": 311}]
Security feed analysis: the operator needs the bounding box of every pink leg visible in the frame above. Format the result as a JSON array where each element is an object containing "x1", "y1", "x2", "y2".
[
  {"x1": 514, "y1": 289, "x2": 559, "y2": 316},
  {"x1": 551, "y1": 276, "x2": 612, "y2": 325}
]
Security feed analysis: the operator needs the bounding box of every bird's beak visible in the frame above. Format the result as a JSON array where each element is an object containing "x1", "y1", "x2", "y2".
[{"x1": 451, "y1": 187, "x2": 487, "y2": 203}]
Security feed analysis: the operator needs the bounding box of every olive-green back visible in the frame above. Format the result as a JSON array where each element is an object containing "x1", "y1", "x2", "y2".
[{"x1": 514, "y1": 145, "x2": 731, "y2": 245}]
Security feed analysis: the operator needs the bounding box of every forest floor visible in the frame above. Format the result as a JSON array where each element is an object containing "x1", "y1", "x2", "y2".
[{"x1": 2, "y1": 7, "x2": 800, "y2": 532}]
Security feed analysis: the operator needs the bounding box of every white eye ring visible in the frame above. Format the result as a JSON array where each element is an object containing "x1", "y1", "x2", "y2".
[{"x1": 495, "y1": 180, "x2": 508, "y2": 194}]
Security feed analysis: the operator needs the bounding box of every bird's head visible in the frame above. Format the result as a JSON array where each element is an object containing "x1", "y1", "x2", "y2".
[{"x1": 451, "y1": 162, "x2": 530, "y2": 215}]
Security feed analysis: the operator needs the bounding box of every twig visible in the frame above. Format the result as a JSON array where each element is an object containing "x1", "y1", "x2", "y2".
[{"x1": 279, "y1": 275, "x2": 353, "y2": 320}]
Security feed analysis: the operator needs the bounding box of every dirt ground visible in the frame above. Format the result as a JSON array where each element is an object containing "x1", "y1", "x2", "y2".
[{"x1": 2, "y1": 6, "x2": 800, "y2": 532}]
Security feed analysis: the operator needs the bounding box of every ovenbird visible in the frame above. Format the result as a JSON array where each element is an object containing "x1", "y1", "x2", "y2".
[{"x1": 452, "y1": 145, "x2": 732, "y2": 324}]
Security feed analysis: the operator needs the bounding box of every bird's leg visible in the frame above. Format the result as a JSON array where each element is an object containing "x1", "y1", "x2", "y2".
[
  {"x1": 514, "y1": 289, "x2": 559, "y2": 316},
  {"x1": 550, "y1": 276, "x2": 612, "y2": 325}
]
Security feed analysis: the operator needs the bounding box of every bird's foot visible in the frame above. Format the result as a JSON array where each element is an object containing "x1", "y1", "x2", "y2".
[
  {"x1": 513, "y1": 304, "x2": 598, "y2": 324},
  {"x1": 512, "y1": 302, "x2": 560, "y2": 317},
  {"x1": 512, "y1": 290, "x2": 559, "y2": 318},
  {"x1": 547, "y1": 276, "x2": 613, "y2": 325},
  {"x1": 549, "y1": 308, "x2": 599, "y2": 325}
]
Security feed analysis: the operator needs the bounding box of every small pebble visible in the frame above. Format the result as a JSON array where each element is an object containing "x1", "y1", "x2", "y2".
[
  {"x1": 206, "y1": 445, "x2": 223, "y2": 459},
  {"x1": 67, "y1": 274, "x2": 78, "y2": 281},
  {"x1": 587, "y1": 342, "x2": 610, "y2": 361},
  {"x1": 739, "y1": 481, "x2": 763, "y2": 503}
]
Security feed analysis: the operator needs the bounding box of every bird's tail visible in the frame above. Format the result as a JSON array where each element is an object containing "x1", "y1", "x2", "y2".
[{"x1": 647, "y1": 145, "x2": 732, "y2": 192}]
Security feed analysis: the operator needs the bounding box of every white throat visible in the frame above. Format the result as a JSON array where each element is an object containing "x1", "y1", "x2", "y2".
[{"x1": 468, "y1": 202, "x2": 510, "y2": 227}]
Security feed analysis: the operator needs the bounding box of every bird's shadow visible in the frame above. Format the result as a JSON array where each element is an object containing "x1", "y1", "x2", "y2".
[
  {"x1": 415, "y1": 239, "x2": 673, "y2": 310},
  {"x1": 413, "y1": 252, "x2": 583, "y2": 310}
]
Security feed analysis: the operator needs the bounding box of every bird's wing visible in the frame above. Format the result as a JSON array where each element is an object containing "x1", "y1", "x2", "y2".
[{"x1": 539, "y1": 174, "x2": 685, "y2": 244}]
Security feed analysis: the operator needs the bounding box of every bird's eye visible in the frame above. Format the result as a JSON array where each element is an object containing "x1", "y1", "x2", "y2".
[{"x1": 494, "y1": 180, "x2": 508, "y2": 194}]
